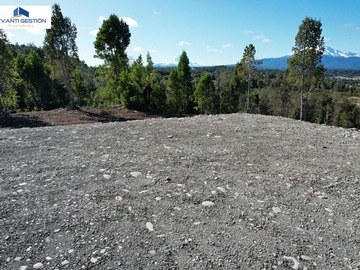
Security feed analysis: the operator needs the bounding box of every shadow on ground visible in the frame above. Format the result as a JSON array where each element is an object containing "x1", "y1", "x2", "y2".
[
  {"x1": 0, "y1": 114, "x2": 49, "y2": 128},
  {"x1": 0, "y1": 107, "x2": 157, "y2": 129}
]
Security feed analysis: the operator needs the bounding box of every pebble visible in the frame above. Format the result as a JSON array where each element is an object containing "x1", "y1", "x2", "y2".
[
  {"x1": 103, "y1": 174, "x2": 111, "y2": 180},
  {"x1": 20, "y1": 266, "x2": 28, "y2": 270},
  {"x1": 217, "y1": 187, "x2": 226, "y2": 193},
  {"x1": 130, "y1": 171, "x2": 142, "y2": 178},
  {"x1": 146, "y1": 222, "x2": 154, "y2": 232},
  {"x1": 33, "y1": 262, "x2": 44, "y2": 269},
  {"x1": 149, "y1": 250, "x2": 156, "y2": 255},
  {"x1": 202, "y1": 201, "x2": 215, "y2": 207},
  {"x1": 90, "y1": 257, "x2": 98, "y2": 263},
  {"x1": 45, "y1": 257, "x2": 52, "y2": 261},
  {"x1": 301, "y1": 255, "x2": 312, "y2": 261},
  {"x1": 61, "y1": 260, "x2": 69, "y2": 266},
  {"x1": 14, "y1": 257, "x2": 22, "y2": 262},
  {"x1": 155, "y1": 196, "x2": 162, "y2": 201},
  {"x1": 272, "y1": 206, "x2": 282, "y2": 213}
]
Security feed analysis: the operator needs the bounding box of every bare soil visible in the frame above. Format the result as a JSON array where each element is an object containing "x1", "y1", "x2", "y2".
[
  {"x1": 0, "y1": 113, "x2": 359, "y2": 269},
  {"x1": 0, "y1": 106, "x2": 157, "y2": 129}
]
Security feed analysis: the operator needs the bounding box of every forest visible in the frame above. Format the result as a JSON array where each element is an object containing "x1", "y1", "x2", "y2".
[{"x1": 0, "y1": 4, "x2": 359, "y2": 128}]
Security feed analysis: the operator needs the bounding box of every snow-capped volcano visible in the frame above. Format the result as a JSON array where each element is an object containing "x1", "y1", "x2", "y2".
[
  {"x1": 155, "y1": 56, "x2": 202, "y2": 68},
  {"x1": 324, "y1": 46, "x2": 360, "y2": 58}
]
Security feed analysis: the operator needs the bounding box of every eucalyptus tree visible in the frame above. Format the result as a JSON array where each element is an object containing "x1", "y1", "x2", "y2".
[
  {"x1": 44, "y1": 3, "x2": 78, "y2": 108},
  {"x1": 240, "y1": 44, "x2": 259, "y2": 113},
  {"x1": 287, "y1": 17, "x2": 325, "y2": 121}
]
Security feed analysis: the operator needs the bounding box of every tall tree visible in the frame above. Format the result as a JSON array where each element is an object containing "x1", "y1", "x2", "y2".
[
  {"x1": 177, "y1": 51, "x2": 194, "y2": 113},
  {"x1": 44, "y1": 3, "x2": 78, "y2": 108},
  {"x1": 0, "y1": 29, "x2": 17, "y2": 114},
  {"x1": 240, "y1": 44, "x2": 258, "y2": 113},
  {"x1": 194, "y1": 72, "x2": 218, "y2": 114},
  {"x1": 287, "y1": 17, "x2": 325, "y2": 121},
  {"x1": 94, "y1": 14, "x2": 130, "y2": 75},
  {"x1": 167, "y1": 68, "x2": 181, "y2": 113}
]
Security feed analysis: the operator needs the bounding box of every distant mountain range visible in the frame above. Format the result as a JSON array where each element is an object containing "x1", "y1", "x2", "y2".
[
  {"x1": 155, "y1": 47, "x2": 360, "y2": 70},
  {"x1": 256, "y1": 46, "x2": 360, "y2": 70}
]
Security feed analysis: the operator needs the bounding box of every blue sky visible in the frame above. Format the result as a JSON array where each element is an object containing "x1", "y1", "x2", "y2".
[{"x1": 2, "y1": 0, "x2": 360, "y2": 66}]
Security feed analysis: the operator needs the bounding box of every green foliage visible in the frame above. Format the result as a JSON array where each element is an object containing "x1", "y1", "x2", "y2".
[
  {"x1": 0, "y1": 30, "x2": 18, "y2": 114},
  {"x1": 241, "y1": 44, "x2": 257, "y2": 112},
  {"x1": 44, "y1": 3, "x2": 78, "y2": 108},
  {"x1": 71, "y1": 67, "x2": 89, "y2": 106},
  {"x1": 166, "y1": 51, "x2": 195, "y2": 114},
  {"x1": 94, "y1": 14, "x2": 130, "y2": 73},
  {"x1": 194, "y1": 73, "x2": 218, "y2": 114},
  {"x1": 287, "y1": 17, "x2": 325, "y2": 121}
]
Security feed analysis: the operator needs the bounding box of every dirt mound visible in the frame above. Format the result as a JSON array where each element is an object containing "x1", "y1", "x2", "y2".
[{"x1": 0, "y1": 114, "x2": 359, "y2": 269}]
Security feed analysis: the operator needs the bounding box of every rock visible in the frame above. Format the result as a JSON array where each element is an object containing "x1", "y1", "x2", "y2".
[
  {"x1": 272, "y1": 206, "x2": 282, "y2": 213},
  {"x1": 61, "y1": 260, "x2": 69, "y2": 266},
  {"x1": 14, "y1": 257, "x2": 22, "y2": 262},
  {"x1": 103, "y1": 174, "x2": 111, "y2": 180},
  {"x1": 130, "y1": 171, "x2": 142, "y2": 178},
  {"x1": 90, "y1": 257, "x2": 98, "y2": 263},
  {"x1": 202, "y1": 201, "x2": 215, "y2": 207},
  {"x1": 20, "y1": 266, "x2": 28, "y2": 270},
  {"x1": 146, "y1": 222, "x2": 154, "y2": 232},
  {"x1": 217, "y1": 187, "x2": 226, "y2": 193},
  {"x1": 33, "y1": 262, "x2": 44, "y2": 269}
]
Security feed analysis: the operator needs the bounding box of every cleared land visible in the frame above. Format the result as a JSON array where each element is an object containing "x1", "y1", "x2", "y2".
[{"x1": 0, "y1": 113, "x2": 359, "y2": 269}]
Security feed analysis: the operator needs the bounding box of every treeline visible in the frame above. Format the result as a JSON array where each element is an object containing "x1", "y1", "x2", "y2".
[{"x1": 0, "y1": 5, "x2": 359, "y2": 129}]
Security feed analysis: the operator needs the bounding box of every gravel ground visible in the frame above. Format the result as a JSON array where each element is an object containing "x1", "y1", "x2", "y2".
[{"x1": 0, "y1": 113, "x2": 359, "y2": 270}]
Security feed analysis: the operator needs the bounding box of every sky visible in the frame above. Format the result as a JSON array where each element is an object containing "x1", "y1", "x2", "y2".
[{"x1": 2, "y1": 0, "x2": 360, "y2": 66}]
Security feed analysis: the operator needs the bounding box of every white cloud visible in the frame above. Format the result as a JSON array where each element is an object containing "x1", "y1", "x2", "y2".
[
  {"x1": 120, "y1": 17, "x2": 139, "y2": 27},
  {"x1": 255, "y1": 35, "x2": 272, "y2": 43},
  {"x1": 134, "y1": 46, "x2": 144, "y2": 52},
  {"x1": 178, "y1": 40, "x2": 191, "y2": 46},
  {"x1": 90, "y1": 29, "x2": 98, "y2": 36},
  {"x1": 5, "y1": 31, "x2": 14, "y2": 37},
  {"x1": 324, "y1": 36, "x2": 332, "y2": 43},
  {"x1": 222, "y1": 43, "x2": 233, "y2": 48},
  {"x1": 26, "y1": 28, "x2": 45, "y2": 35},
  {"x1": 98, "y1": 16, "x2": 106, "y2": 24}
]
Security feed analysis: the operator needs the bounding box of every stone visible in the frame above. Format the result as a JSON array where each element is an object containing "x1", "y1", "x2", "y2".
[
  {"x1": 146, "y1": 222, "x2": 154, "y2": 232},
  {"x1": 202, "y1": 201, "x2": 215, "y2": 207},
  {"x1": 33, "y1": 262, "x2": 44, "y2": 269},
  {"x1": 130, "y1": 171, "x2": 142, "y2": 178},
  {"x1": 90, "y1": 257, "x2": 98, "y2": 263},
  {"x1": 61, "y1": 260, "x2": 69, "y2": 266},
  {"x1": 272, "y1": 206, "x2": 282, "y2": 213},
  {"x1": 103, "y1": 174, "x2": 111, "y2": 180}
]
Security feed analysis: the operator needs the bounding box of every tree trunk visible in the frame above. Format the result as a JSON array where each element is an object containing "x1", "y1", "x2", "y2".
[{"x1": 246, "y1": 72, "x2": 251, "y2": 113}]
